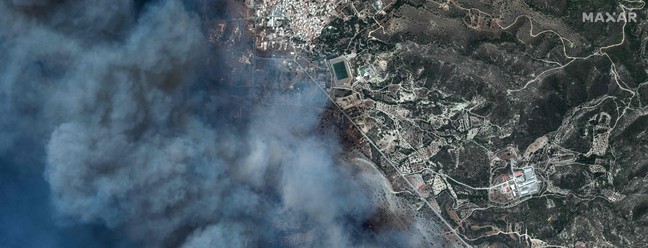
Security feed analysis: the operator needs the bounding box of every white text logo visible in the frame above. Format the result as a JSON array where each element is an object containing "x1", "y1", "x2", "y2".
[{"x1": 582, "y1": 12, "x2": 638, "y2": 22}]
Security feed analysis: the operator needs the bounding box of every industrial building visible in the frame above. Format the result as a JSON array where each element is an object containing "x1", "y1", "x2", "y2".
[
  {"x1": 514, "y1": 167, "x2": 540, "y2": 198},
  {"x1": 489, "y1": 166, "x2": 541, "y2": 205}
]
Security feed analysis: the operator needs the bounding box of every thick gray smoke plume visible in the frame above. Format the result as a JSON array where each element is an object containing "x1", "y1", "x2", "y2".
[{"x1": 0, "y1": 0, "x2": 444, "y2": 247}]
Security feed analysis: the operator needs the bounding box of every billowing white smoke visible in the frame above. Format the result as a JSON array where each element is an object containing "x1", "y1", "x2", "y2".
[
  {"x1": 0, "y1": 0, "x2": 444, "y2": 247},
  {"x1": 181, "y1": 223, "x2": 248, "y2": 248}
]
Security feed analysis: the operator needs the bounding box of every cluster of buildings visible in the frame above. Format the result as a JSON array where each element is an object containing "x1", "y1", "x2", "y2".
[
  {"x1": 254, "y1": 0, "x2": 341, "y2": 50},
  {"x1": 513, "y1": 167, "x2": 540, "y2": 198},
  {"x1": 327, "y1": 55, "x2": 383, "y2": 112},
  {"x1": 490, "y1": 166, "x2": 541, "y2": 205},
  {"x1": 324, "y1": 52, "x2": 544, "y2": 209},
  {"x1": 587, "y1": 112, "x2": 612, "y2": 156}
]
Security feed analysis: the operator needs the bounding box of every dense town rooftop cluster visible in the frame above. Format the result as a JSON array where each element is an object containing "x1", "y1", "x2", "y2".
[{"x1": 255, "y1": 0, "x2": 341, "y2": 47}]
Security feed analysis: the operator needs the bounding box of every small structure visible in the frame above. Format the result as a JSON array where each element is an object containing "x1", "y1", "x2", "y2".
[
  {"x1": 359, "y1": 66, "x2": 375, "y2": 78},
  {"x1": 334, "y1": 92, "x2": 362, "y2": 110},
  {"x1": 372, "y1": 0, "x2": 384, "y2": 11}
]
